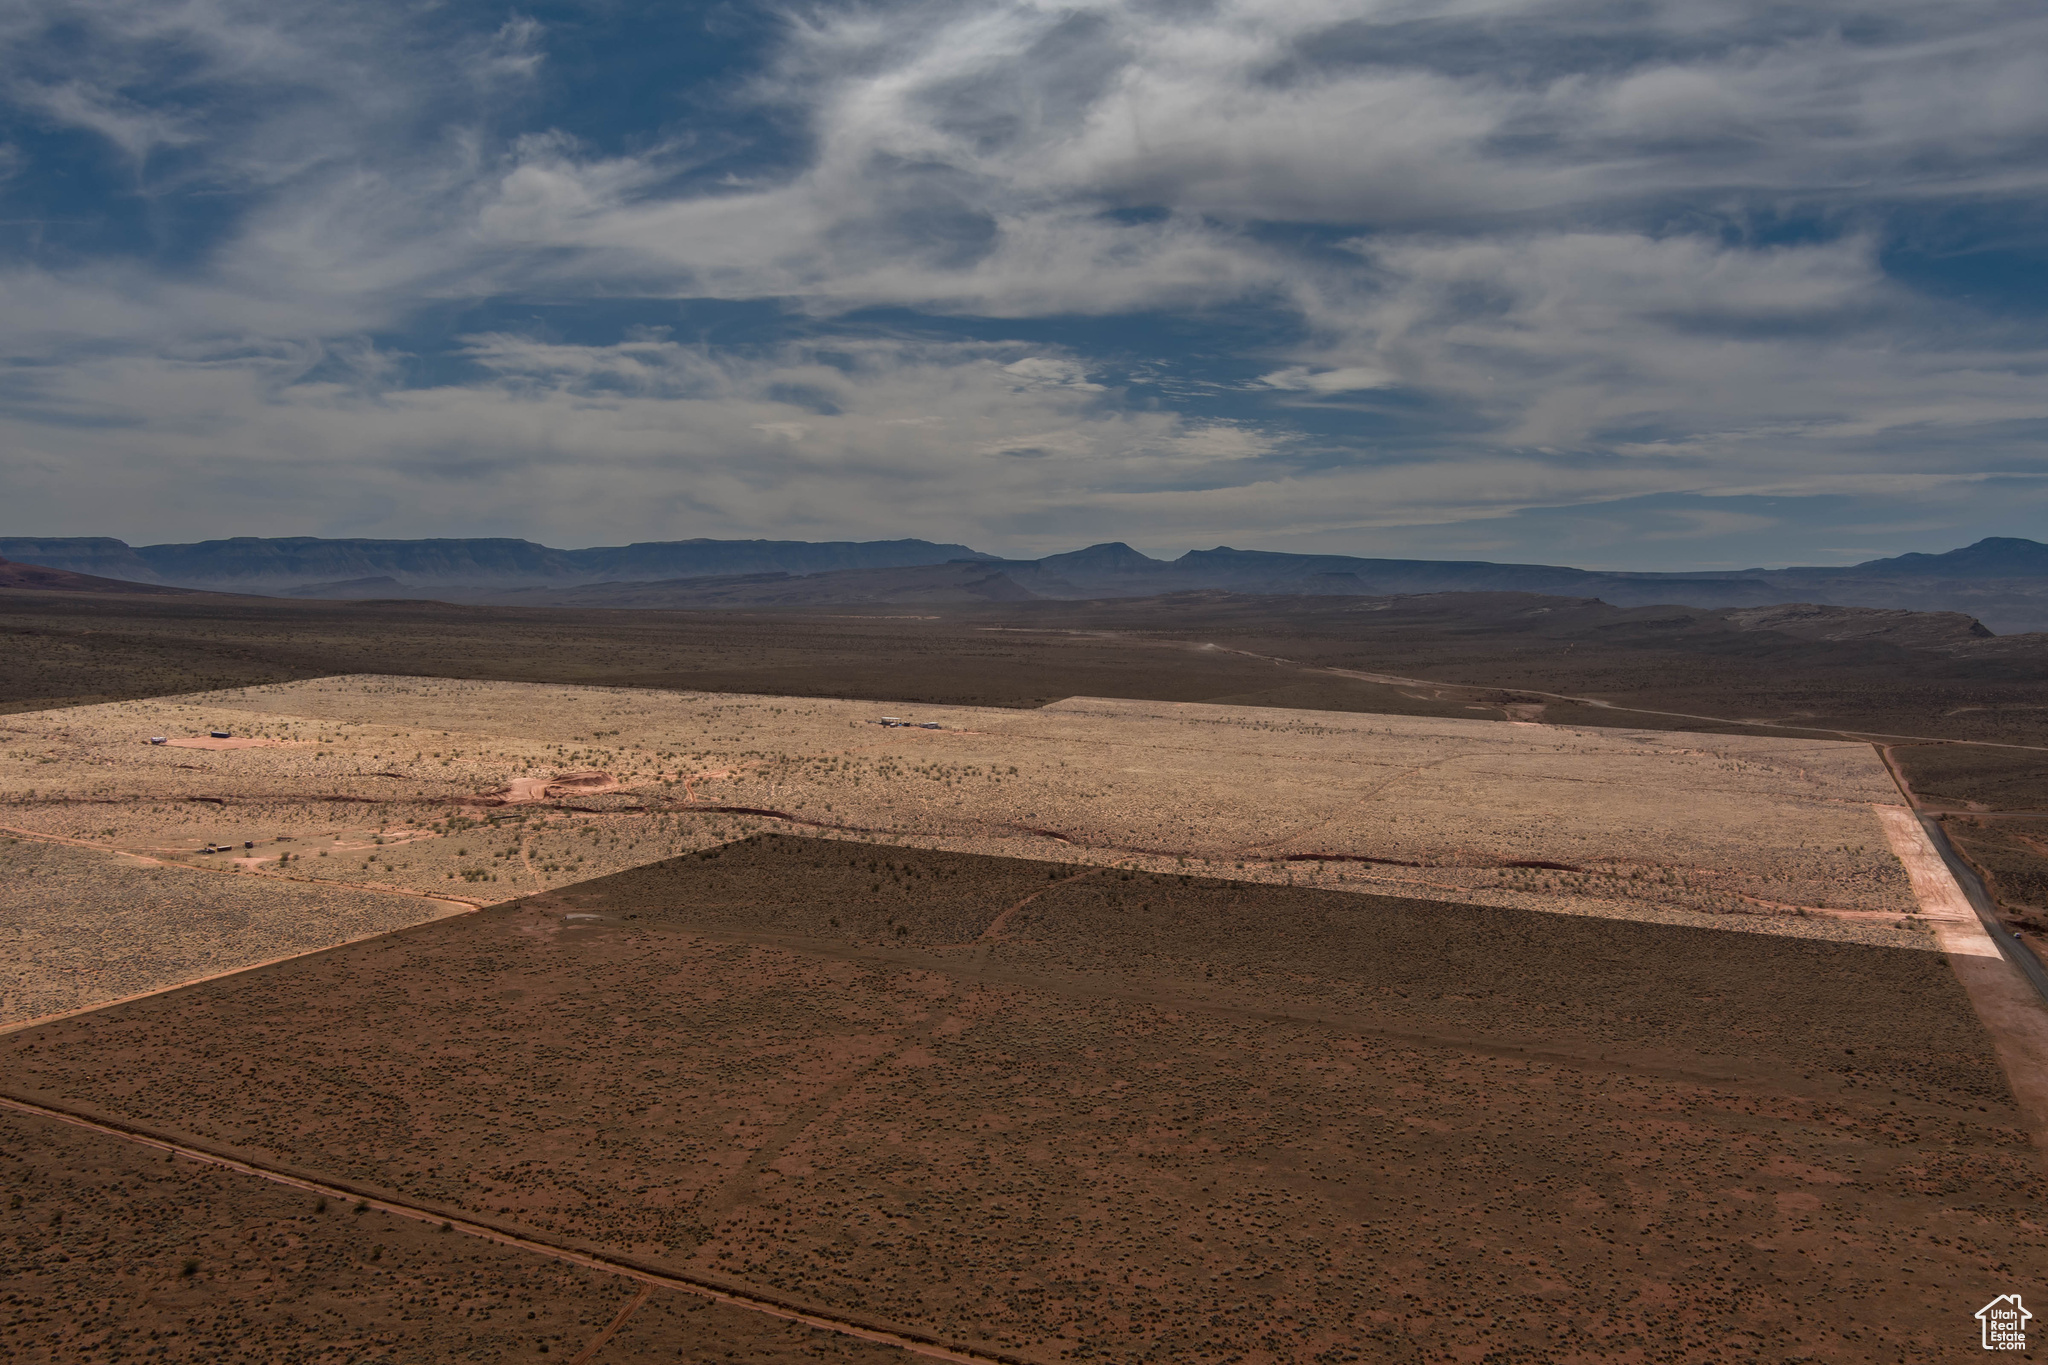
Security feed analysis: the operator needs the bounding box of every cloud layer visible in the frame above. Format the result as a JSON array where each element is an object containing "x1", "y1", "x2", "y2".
[{"x1": 2, "y1": 0, "x2": 2045, "y2": 563}]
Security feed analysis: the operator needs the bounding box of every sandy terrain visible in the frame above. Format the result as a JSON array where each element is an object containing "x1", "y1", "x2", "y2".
[
  {"x1": 1, "y1": 836, "x2": 2038, "y2": 1364},
  {"x1": 0, "y1": 836, "x2": 469, "y2": 1028},
  {"x1": 0, "y1": 675, "x2": 1940, "y2": 1025},
  {"x1": 1876, "y1": 808, "x2": 2001, "y2": 958},
  {"x1": 162, "y1": 735, "x2": 296, "y2": 750}
]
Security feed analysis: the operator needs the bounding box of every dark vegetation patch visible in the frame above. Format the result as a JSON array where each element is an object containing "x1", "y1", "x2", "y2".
[
  {"x1": 1009, "y1": 851, "x2": 2003, "y2": 1099},
  {"x1": 0, "y1": 593, "x2": 1460, "y2": 718},
  {"x1": 0, "y1": 1107, "x2": 891, "y2": 1363},
  {"x1": 561, "y1": 834, "x2": 1061, "y2": 947},
  {"x1": 8, "y1": 590, "x2": 2048, "y2": 754},
  {"x1": 0, "y1": 835, "x2": 2036, "y2": 1364},
  {"x1": 1945, "y1": 815, "x2": 2048, "y2": 943},
  {"x1": 570, "y1": 836, "x2": 2007, "y2": 1099},
  {"x1": 1894, "y1": 742, "x2": 2048, "y2": 812}
]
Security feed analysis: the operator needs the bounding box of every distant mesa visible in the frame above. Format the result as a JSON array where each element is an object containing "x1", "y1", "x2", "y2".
[
  {"x1": 483, "y1": 561, "x2": 1044, "y2": 609},
  {"x1": 1719, "y1": 602, "x2": 1995, "y2": 648},
  {"x1": 1034, "y1": 541, "x2": 1165, "y2": 575},
  {"x1": 4, "y1": 534, "x2": 2047, "y2": 632},
  {"x1": 0, "y1": 553, "x2": 207, "y2": 596},
  {"x1": 0, "y1": 534, "x2": 990, "y2": 595},
  {"x1": 1839, "y1": 536, "x2": 2048, "y2": 578},
  {"x1": 283, "y1": 575, "x2": 412, "y2": 599}
]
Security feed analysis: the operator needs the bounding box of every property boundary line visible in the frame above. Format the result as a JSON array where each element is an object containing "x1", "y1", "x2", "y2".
[{"x1": 0, "y1": 1092, "x2": 1023, "y2": 1365}]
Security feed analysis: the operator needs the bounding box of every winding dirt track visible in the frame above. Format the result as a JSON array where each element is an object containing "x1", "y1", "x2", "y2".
[
  {"x1": 0, "y1": 822, "x2": 167, "y2": 864},
  {"x1": 973, "y1": 864, "x2": 1108, "y2": 953}
]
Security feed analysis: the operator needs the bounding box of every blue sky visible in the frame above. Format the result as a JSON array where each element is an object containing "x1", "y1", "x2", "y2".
[{"x1": 2, "y1": 0, "x2": 2045, "y2": 568}]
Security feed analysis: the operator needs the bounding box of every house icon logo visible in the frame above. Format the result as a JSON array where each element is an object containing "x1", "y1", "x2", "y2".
[{"x1": 1977, "y1": 1294, "x2": 2031, "y2": 1351}]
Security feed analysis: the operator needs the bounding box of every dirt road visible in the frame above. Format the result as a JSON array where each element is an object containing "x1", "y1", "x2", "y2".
[{"x1": 0, "y1": 1090, "x2": 1005, "y2": 1364}]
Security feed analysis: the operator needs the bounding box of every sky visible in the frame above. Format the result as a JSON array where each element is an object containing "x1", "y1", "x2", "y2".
[{"x1": 1, "y1": 0, "x2": 2046, "y2": 569}]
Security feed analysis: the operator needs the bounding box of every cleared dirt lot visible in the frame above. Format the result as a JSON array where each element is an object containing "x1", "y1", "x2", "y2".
[
  {"x1": 1, "y1": 836, "x2": 2037, "y2": 1364},
  {"x1": 0, "y1": 676, "x2": 1936, "y2": 1023}
]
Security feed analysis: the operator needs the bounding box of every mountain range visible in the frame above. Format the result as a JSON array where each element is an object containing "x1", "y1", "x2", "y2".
[
  {"x1": 6, "y1": 534, "x2": 2048, "y2": 632},
  {"x1": 0, "y1": 535, "x2": 982, "y2": 590}
]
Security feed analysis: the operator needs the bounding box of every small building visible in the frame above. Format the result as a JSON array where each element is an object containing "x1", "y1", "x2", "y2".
[{"x1": 210, "y1": 730, "x2": 231, "y2": 739}]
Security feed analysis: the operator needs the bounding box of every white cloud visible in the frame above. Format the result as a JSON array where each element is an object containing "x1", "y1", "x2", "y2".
[
  {"x1": 468, "y1": 17, "x2": 545, "y2": 87},
  {"x1": 1303, "y1": 230, "x2": 2048, "y2": 454},
  {"x1": 0, "y1": 334, "x2": 1292, "y2": 546},
  {"x1": 1, "y1": 0, "x2": 2046, "y2": 559},
  {"x1": 1256, "y1": 366, "x2": 1396, "y2": 393},
  {"x1": 1001, "y1": 356, "x2": 1102, "y2": 389},
  {"x1": 10, "y1": 79, "x2": 197, "y2": 160}
]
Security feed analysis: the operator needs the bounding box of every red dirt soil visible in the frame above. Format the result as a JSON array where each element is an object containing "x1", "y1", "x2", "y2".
[
  {"x1": 1, "y1": 835, "x2": 2039, "y2": 1363},
  {"x1": 480, "y1": 771, "x2": 623, "y2": 805},
  {"x1": 0, "y1": 1104, "x2": 906, "y2": 1362}
]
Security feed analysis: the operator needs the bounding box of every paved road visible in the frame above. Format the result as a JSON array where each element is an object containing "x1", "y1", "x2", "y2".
[{"x1": 1917, "y1": 813, "x2": 2048, "y2": 1005}]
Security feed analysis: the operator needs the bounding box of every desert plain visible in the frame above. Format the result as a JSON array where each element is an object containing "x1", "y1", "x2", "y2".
[
  {"x1": 1, "y1": 674, "x2": 2044, "y2": 1362},
  {"x1": 0, "y1": 673, "x2": 1945, "y2": 1023}
]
